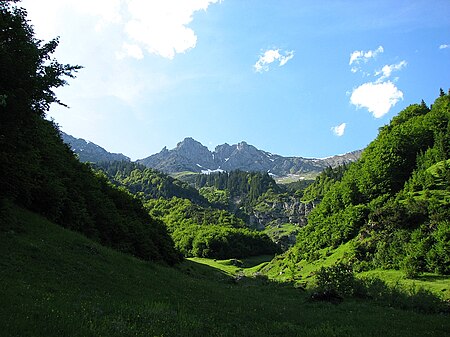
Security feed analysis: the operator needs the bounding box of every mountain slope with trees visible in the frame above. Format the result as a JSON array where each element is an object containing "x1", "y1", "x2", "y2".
[
  {"x1": 272, "y1": 92, "x2": 450, "y2": 277},
  {"x1": 94, "y1": 161, "x2": 207, "y2": 204},
  {"x1": 0, "y1": 0, "x2": 180, "y2": 264},
  {"x1": 94, "y1": 161, "x2": 280, "y2": 259}
]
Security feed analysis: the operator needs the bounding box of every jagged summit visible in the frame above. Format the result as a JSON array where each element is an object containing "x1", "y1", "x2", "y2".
[
  {"x1": 137, "y1": 138, "x2": 362, "y2": 176},
  {"x1": 62, "y1": 133, "x2": 362, "y2": 177}
]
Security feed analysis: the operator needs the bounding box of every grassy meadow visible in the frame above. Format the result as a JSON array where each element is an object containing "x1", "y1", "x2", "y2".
[{"x1": 1, "y1": 205, "x2": 449, "y2": 337}]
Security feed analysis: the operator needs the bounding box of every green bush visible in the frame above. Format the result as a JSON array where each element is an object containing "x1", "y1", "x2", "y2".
[{"x1": 315, "y1": 263, "x2": 356, "y2": 297}]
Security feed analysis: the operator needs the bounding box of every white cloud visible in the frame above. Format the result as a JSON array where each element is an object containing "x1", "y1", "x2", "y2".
[
  {"x1": 439, "y1": 44, "x2": 449, "y2": 50},
  {"x1": 349, "y1": 46, "x2": 384, "y2": 68},
  {"x1": 22, "y1": 0, "x2": 222, "y2": 60},
  {"x1": 331, "y1": 123, "x2": 346, "y2": 137},
  {"x1": 350, "y1": 81, "x2": 403, "y2": 118},
  {"x1": 254, "y1": 49, "x2": 294, "y2": 73},
  {"x1": 116, "y1": 43, "x2": 144, "y2": 60},
  {"x1": 124, "y1": 0, "x2": 221, "y2": 59},
  {"x1": 375, "y1": 60, "x2": 407, "y2": 82}
]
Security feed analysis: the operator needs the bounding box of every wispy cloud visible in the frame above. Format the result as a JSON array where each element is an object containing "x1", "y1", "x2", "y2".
[
  {"x1": 254, "y1": 49, "x2": 294, "y2": 73},
  {"x1": 375, "y1": 60, "x2": 407, "y2": 82},
  {"x1": 439, "y1": 44, "x2": 449, "y2": 50},
  {"x1": 349, "y1": 46, "x2": 384, "y2": 66},
  {"x1": 116, "y1": 43, "x2": 144, "y2": 60},
  {"x1": 350, "y1": 81, "x2": 403, "y2": 118},
  {"x1": 331, "y1": 123, "x2": 346, "y2": 136}
]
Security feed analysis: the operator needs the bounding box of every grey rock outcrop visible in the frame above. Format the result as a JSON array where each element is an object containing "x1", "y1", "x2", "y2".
[
  {"x1": 250, "y1": 198, "x2": 316, "y2": 229},
  {"x1": 249, "y1": 197, "x2": 317, "y2": 250}
]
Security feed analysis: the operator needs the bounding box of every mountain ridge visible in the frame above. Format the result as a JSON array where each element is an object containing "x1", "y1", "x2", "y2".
[
  {"x1": 137, "y1": 137, "x2": 362, "y2": 176},
  {"x1": 61, "y1": 132, "x2": 130, "y2": 163},
  {"x1": 62, "y1": 133, "x2": 362, "y2": 177}
]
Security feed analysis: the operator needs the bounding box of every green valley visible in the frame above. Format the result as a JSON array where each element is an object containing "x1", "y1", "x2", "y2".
[
  {"x1": 1, "y1": 205, "x2": 449, "y2": 337},
  {"x1": 1, "y1": 1, "x2": 450, "y2": 336}
]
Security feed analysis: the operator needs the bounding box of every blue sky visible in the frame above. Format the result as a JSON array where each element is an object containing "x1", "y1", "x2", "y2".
[{"x1": 21, "y1": 0, "x2": 450, "y2": 160}]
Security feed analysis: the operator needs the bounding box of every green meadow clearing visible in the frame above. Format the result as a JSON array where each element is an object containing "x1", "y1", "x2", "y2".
[{"x1": 1, "y1": 206, "x2": 449, "y2": 337}]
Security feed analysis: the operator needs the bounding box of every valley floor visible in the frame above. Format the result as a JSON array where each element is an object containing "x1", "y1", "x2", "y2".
[{"x1": 1, "y1": 206, "x2": 449, "y2": 337}]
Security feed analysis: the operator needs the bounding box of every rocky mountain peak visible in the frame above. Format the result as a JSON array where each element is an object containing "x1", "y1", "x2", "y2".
[
  {"x1": 62, "y1": 132, "x2": 362, "y2": 177},
  {"x1": 175, "y1": 137, "x2": 212, "y2": 161},
  {"x1": 137, "y1": 138, "x2": 362, "y2": 176},
  {"x1": 236, "y1": 141, "x2": 249, "y2": 151},
  {"x1": 177, "y1": 137, "x2": 203, "y2": 149}
]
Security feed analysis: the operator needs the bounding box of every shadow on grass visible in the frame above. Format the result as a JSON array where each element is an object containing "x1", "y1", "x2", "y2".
[
  {"x1": 414, "y1": 274, "x2": 450, "y2": 282},
  {"x1": 308, "y1": 263, "x2": 450, "y2": 314},
  {"x1": 241, "y1": 255, "x2": 275, "y2": 268}
]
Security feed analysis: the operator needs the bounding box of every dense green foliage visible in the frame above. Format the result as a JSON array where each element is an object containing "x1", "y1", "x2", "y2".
[
  {"x1": 93, "y1": 162, "x2": 280, "y2": 259},
  {"x1": 145, "y1": 197, "x2": 279, "y2": 259},
  {"x1": 2, "y1": 206, "x2": 448, "y2": 337},
  {"x1": 286, "y1": 93, "x2": 450, "y2": 275},
  {"x1": 95, "y1": 161, "x2": 207, "y2": 204},
  {"x1": 301, "y1": 165, "x2": 348, "y2": 202},
  {"x1": 192, "y1": 170, "x2": 280, "y2": 208},
  {"x1": 281, "y1": 178, "x2": 315, "y2": 197},
  {"x1": 0, "y1": 1, "x2": 179, "y2": 264}
]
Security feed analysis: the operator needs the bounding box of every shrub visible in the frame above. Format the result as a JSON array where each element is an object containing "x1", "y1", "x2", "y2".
[{"x1": 315, "y1": 263, "x2": 356, "y2": 297}]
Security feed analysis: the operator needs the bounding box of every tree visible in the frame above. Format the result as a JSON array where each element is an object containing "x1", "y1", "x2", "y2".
[
  {"x1": 0, "y1": 1, "x2": 81, "y2": 201},
  {"x1": 0, "y1": 1, "x2": 81, "y2": 117},
  {"x1": 0, "y1": 1, "x2": 181, "y2": 265}
]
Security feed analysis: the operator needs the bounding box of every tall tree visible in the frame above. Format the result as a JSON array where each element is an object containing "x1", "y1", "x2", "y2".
[{"x1": 0, "y1": 0, "x2": 81, "y2": 201}]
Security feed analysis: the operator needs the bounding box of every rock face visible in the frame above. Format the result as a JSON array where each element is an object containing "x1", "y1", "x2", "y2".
[
  {"x1": 249, "y1": 197, "x2": 317, "y2": 251},
  {"x1": 138, "y1": 137, "x2": 362, "y2": 176},
  {"x1": 61, "y1": 132, "x2": 130, "y2": 163},
  {"x1": 250, "y1": 198, "x2": 316, "y2": 229}
]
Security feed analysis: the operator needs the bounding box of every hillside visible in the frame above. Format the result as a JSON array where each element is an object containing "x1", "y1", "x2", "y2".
[
  {"x1": 95, "y1": 161, "x2": 314, "y2": 252},
  {"x1": 94, "y1": 161, "x2": 207, "y2": 204},
  {"x1": 0, "y1": 2, "x2": 179, "y2": 265},
  {"x1": 93, "y1": 161, "x2": 280, "y2": 259},
  {"x1": 1, "y1": 205, "x2": 449, "y2": 337},
  {"x1": 270, "y1": 93, "x2": 450, "y2": 279}
]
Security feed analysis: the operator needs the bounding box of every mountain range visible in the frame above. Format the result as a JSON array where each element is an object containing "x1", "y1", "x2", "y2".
[
  {"x1": 137, "y1": 138, "x2": 362, "y2": 177},
  {"x1": 62, "y1": 133, "x2": 361, "y2": 177}
]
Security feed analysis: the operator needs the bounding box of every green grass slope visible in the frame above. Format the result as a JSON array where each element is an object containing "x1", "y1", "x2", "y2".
[
  {"x1": 263, "y1": 243, "x2": 450, "y2": 300},
  {"x1": 1, "y1": 205, "x2": 449, "y2": 337}
]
